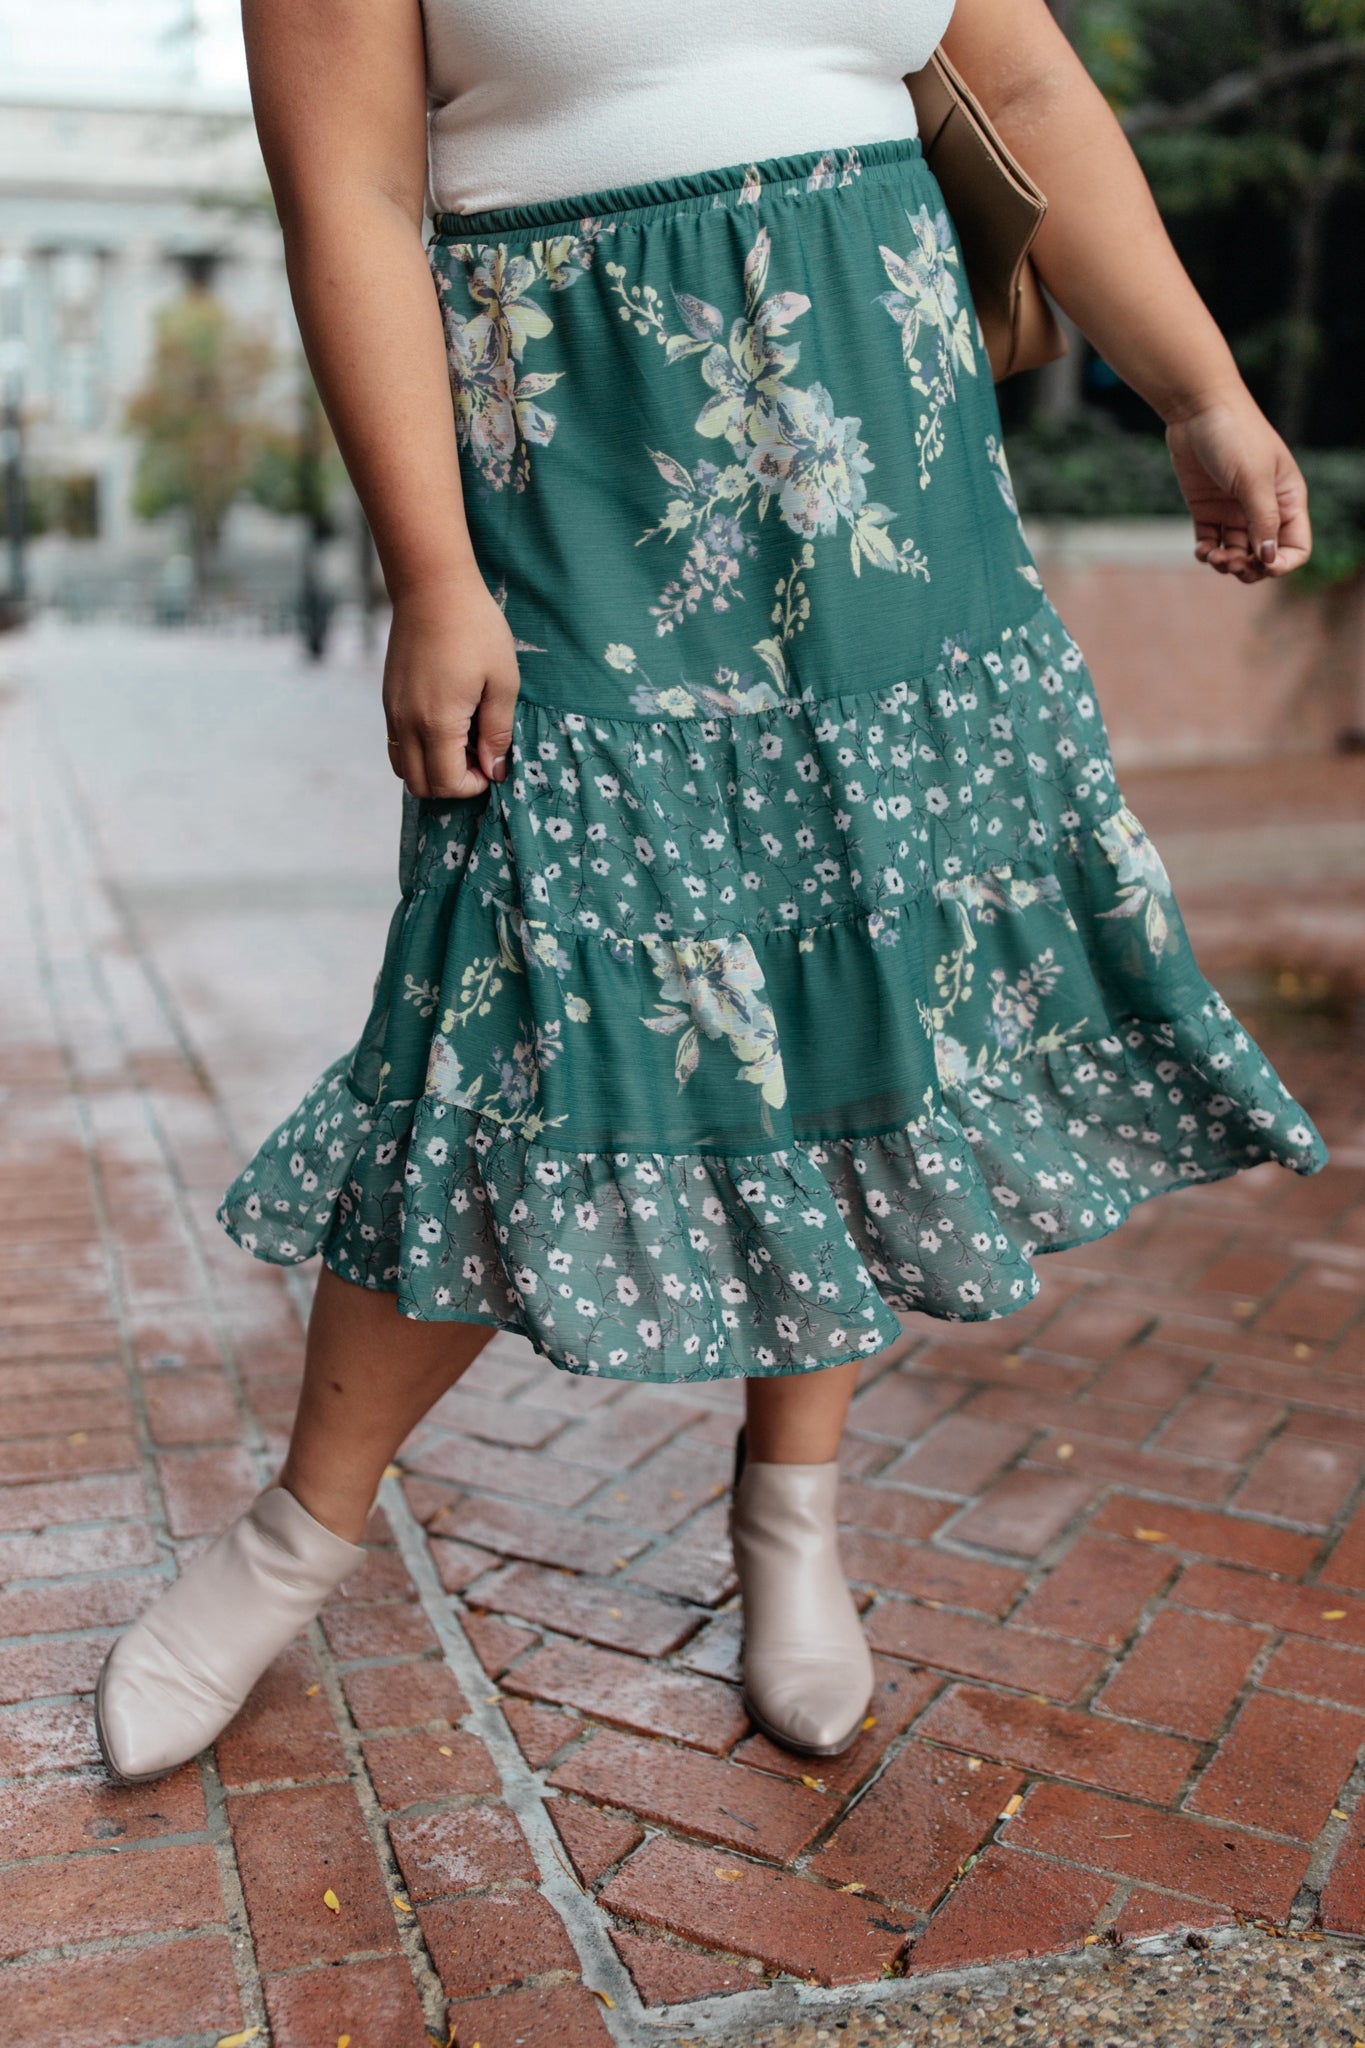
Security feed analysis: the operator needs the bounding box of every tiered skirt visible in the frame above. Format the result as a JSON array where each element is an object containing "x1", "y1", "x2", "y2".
[{"x1": 219, "y1": 134, "x2": 1327, "y2": 1379}]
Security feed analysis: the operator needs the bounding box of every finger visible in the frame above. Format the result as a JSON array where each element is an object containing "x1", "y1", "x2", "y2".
[
  {"x1": 1203, "y1": 522, "x2": 1257, "y2": 576},
  {"x1": 476, "y1": 663, "x2": 521, "y2": 785},
  {"x1": 1237, "y1": 470, "x2": 1285, "y2": 571},
  {"x1": 397, "y1": 736, "x2": 430, "y2": 800},
  {"x1": 421, "y1": 724, "x2": 489, "y2": 801},
  {"x1": 385, "y1": 723, "x2": 428, "y2": 795},
  {"x1": 1265, "y1": 477, "x2": 1312, "y2": 575},
  {"x1": 1264, "y1": 542, "x2": 1312, "y2": 578}
]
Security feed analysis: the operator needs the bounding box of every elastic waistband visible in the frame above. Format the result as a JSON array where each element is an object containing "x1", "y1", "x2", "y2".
[{"x1": 432, "y1": 132, "x2": 924, "y2": 240}]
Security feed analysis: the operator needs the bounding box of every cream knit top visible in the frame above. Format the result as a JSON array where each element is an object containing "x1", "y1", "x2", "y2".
[{"x1": 421, "y1": 0, "x2": 955, "y2": 214}]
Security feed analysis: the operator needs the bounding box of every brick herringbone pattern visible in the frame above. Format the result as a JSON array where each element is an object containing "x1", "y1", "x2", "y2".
[{"x1": 5, "y1": 655, "x2": 1365, "y2": 2043}]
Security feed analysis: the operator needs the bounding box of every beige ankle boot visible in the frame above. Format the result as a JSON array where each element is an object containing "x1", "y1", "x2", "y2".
[
  {"x1": 731, "y1": 1434, "x2": 873, "y2": 1757},
  {"x1": 95, "y1": 1485, "x2": 367, "y2": 1783}
]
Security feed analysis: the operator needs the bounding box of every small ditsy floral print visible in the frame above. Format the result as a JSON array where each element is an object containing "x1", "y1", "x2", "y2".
[
  {"x1": 220, "y1": 584, "x2": 1328, "y2": 1380},
  {"x1": 218, "y1": 145, "x2": 1328, "y2": 1382}
]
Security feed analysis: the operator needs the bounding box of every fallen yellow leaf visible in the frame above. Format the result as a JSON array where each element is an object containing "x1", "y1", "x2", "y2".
[
  {"x1": 861, "y1": 1715, "x2": 877, "y2": 1730},
  {"x1": 1332, "y1": 1809, "x2": 1349, "y2": 1821},
  {"x1": 608, "y1": 1608, "x2": 623, "y2": 1620},
  {"x1": 591, "y1": 1989, "x2": 616, "y2": 2008},
  {"x1": 485, "y1": 1693, "x2": 502, "y2": 1704},
  {"x1": 322, "y1": 1888, "x2": 340, "y2": 1913},
  {"x1": 1055, "y1": 1443, "x2": 1075, "y2": 1461},
  {"x1": 800, "y1": 1774, "x2": 826, "y2": 1793},
  {"x1": 215, "y1": 2032, "x2": 262, "y2": 2048},
  {"x1": 966, "y1": 1757, "x2": 982, "y2": 1771},
  {"x1": 383, "y1": 1462, "x2": 401, "y2": 1477},
  {"x1": 68, "y1": 1431, "x2": 88, "y2": 1444},
  {"x1": 1134, "y1": 1528, "x2": 1167, "y2": 1543},
  {"x1": 1000, "y1": 1794, "x2": 1023, "y2": 1819},
  {"x1": 438, "y1": 1745, "x2": 454, "y2": 1757},
  {"x1": 1294, "y1": 1343, "x2": 1312, "y2": 1359},
  {"x1": 1004, "y1": 1354, "x2": 1020, "y2": 1369},
  {"x1": 613, "y1": 1557, "x2": 629, "y2": 1569},
  {"x1": 1084, "y1": 1933, "x2": 1102, "y2": 1946},
  {"x1": 305, "y1": 1683, "x2": 320, "y2": 1697},
  {"x1": 394, "y1": 1894, "x2": 413, "y2": 1913},
  {"x1": 1322, "y1": 1610, "x2": 1348, "y2": 1621},
  {"x1": 338, "y1": 2036, "x2": 351, "y2": 2048},
  {"x1": 838, "y1": 1881, "x2": 866, "y2": 1894},
  {"x1": 714, "y1": 1867, "x2": 742, "y2": 1882}
]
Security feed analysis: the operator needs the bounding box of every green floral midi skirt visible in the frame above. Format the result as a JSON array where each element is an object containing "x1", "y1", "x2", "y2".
[{"x1": 218, "y1": 134, "x2": 1328, "y2": 1380}]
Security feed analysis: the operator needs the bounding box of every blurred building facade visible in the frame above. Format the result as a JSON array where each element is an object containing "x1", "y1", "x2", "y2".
[{"x1": 0, "y1": 73, "x2": 299, "y2": 612}]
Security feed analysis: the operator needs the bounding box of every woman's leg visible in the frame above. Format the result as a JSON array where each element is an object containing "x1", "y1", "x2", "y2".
[
  {"x1": 95, "y1": 1270, "x2": 492, "y2": 1782},
  {"x1": 743, "y1": 1357, "x2": 861, "y2": 1464},
  {"x1": 733, "y1": 1350, "x2": 891, "y2": 1758},
  {"x1": 278, "y1": 1265, "x2": 494, "y2": 1541}
]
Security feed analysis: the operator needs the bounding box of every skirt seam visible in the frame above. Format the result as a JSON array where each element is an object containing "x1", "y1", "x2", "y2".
[
  {"x1": 508, "y1": 593, "x2": 1059, "y2": 726},
  {"x1": 407, "y1": 830, "x2": 1109, "y2": 922},
  {"x1": 361, "y1": 998, "x2": 1300, "y2": 1160}
]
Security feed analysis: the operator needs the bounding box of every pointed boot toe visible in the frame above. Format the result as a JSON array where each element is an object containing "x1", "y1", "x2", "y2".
[
  {"x1": 743, "y1": 1658, "x2": 873, "y2": 1758},
  {"x1": 94, "y1": 1484, "x2": 366, "y2": 1784},
  {"x1": 731, "y1": 1454, "x2": 873, "y2": 1759},
  {"x1": 95, "y1": 1631, "x2": 237, "y2": 1783}
]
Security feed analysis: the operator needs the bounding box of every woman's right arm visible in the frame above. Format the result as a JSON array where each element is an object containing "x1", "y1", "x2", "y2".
[{"x1": 242, "y1": 0, "x2": 520, "y2": 795}]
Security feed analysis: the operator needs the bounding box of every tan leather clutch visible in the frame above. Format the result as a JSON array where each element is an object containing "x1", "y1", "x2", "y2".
[{"x1": 905, "y1": 48, "x2": 1067, "y2": 382}]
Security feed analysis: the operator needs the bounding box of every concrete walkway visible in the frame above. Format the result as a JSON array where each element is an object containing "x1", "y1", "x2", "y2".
[{"x1": 4, "y1": 620, "x2": 1365, "y2": 2047}]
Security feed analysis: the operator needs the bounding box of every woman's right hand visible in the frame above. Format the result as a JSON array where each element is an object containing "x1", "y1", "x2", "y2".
[{"x1": 382, "y1": 567, "x2": 522, "y2": 799}]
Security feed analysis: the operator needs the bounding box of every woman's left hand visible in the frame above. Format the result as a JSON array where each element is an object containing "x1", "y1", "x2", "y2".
[{"x1": 1165, "y1": 392, "x2": 1312, "y2": 583}]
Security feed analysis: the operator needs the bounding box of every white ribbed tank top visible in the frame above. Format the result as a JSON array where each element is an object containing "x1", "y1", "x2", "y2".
[{"x1": 421, "y1": 0, "x2": 955, "y2": 215}]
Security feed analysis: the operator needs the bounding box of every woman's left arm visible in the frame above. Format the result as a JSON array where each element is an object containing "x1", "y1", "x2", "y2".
[{"x1": 940, "y1": 0, "x2": 1311, "y2": 581}]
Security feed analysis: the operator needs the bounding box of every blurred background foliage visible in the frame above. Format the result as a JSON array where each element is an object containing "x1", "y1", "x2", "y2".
[{"x1": 1008, "y1": 0, "x2": 1365, "y2": 579}]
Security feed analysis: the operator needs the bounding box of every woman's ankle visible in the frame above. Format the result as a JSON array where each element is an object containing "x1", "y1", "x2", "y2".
[
  {"x1": 275, "y1": 1463, "x2": 376, "y2": 1545},
  {"x1": 743, "y1": 1358, "x2": 860, "y2": 1465}
]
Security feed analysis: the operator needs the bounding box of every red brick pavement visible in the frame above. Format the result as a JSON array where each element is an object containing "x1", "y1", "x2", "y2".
[{"x1": 7, "y1": 712, "x2": 1365, "y2": 2044}]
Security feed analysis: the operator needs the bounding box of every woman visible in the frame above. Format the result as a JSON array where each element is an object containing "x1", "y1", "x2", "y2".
[{"x1": 96, "y1": 0, "x2": 1326, "y2": 1782}]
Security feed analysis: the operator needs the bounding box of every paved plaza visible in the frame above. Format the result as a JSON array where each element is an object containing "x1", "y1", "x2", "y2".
[{"x1": 4, "y1": 619, "x2": 1365, "y2": 2045}]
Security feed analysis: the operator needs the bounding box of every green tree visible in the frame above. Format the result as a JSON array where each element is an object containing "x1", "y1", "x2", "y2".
[
  {"x1": 1065, "y1": 0, "x2": 1365, "y2": 443},
  {"x1": 124, "y1": 285, "x2": 276, "y2": 597},
  {"x1": 250, "y1": 376, "x2": 351, "y2": 657}
]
